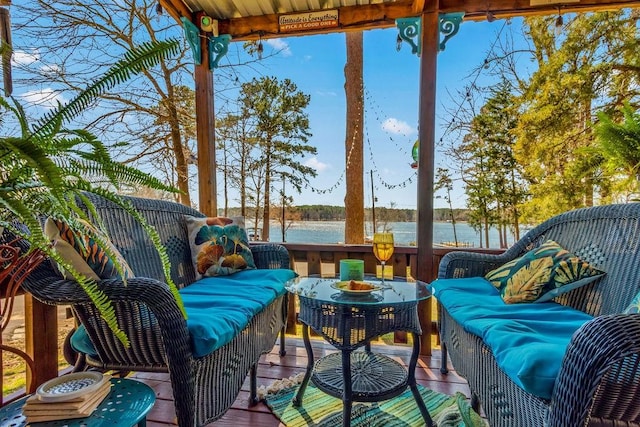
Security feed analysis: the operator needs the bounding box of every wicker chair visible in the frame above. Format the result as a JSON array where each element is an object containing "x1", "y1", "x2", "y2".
[
  {"x1": 437, "y1": 203, "x2": 640, "y2": 427},
  {"x1": 16, "y1": 194, "x2": 290, "y2": 427}
]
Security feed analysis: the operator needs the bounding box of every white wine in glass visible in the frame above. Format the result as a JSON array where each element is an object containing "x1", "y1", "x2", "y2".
[{"x1": 373, "y1": 232, "x2": 394, "y2": 284}]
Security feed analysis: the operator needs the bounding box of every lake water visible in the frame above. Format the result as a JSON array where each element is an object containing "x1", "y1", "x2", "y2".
[{"x1": 262, "y1": 221, "x2": 518, "y2": 248}]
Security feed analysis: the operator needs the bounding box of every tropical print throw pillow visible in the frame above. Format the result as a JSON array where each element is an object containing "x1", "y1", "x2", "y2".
[
  {"x1": 185, "y1": 215, "x2": 255, "y2": 278},
  {"x1": 623, "y1": 291, "x2": 640, "y2": 314},
  {"x1": 45, "y1": 217, "x2": 134, "y2": 281},
  {"x1": 485, "y1": 240, "x2": 605, "y2": 304}
]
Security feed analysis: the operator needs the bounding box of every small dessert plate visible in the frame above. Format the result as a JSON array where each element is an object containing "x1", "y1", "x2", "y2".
[
  {"x1": 331, "y1": 280, "x2": 382, "y2": 296},
  {"x1": 36, "y1": 372, "x2": 107, "y2": 402}
]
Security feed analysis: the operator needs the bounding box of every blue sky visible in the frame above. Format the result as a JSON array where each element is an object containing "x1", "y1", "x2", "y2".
[{"x1": 217, "y1": 18, "x2": 530, "y2": 210}]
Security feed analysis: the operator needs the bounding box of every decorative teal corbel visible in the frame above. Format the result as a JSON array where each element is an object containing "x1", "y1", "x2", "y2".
[
  {"x1": 181, "y1": 17, "x2": 201, "y2": 65},
  {"x1": 395, "y1": 17, "x2": 422, "y2": 56},
  {"x1": 209, "y1": 34, "x2": 232, "y2": 69},
  {"x1": 438, "y1": 12, "x2": 464, "y2": 51}
]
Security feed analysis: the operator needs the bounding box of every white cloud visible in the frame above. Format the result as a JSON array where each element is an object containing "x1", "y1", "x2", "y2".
[
  {"x1": 266, "y1": 38, "x2": 292, "y2": 57},
  {"x1": 12, "y1": 49, "x2": 40, "y2": 66},
  {"x1": 20, "y1": 88, "x2": 66, "y2": 110},
  {"x1": 304, "y1": 157, "x2": 330, "y2": 172},
  {"x1": 381, "y1": 117, "x2": 416, "y2": 135}
]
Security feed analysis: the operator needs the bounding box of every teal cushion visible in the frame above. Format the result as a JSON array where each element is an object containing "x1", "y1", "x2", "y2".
[
  {"x1": 71, "y1": 269, "x2": 297, "y2": 358},
  {"x1": 70, "y1": 323, "x2": 99, "y2": 357},
  {"x1": 432, "y1": 277, "x2": 593, "y2": 399}
]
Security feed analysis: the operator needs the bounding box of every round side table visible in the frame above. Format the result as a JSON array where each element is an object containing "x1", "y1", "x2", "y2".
[
  {"x1": 0, "y1": 378, "x2": 155, "y2": 427},
  {"x1": 286, "y1": 276, "x2": 433, "y2": 427}
]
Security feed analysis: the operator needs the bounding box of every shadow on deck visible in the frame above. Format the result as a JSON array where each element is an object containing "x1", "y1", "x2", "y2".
[{"x1": 132, "y1": 337, "x2": 470, "y2": 426}]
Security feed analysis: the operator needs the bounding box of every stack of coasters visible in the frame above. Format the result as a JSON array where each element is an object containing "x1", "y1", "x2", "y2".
[{"x1": 23, "y1": 372, "x2": 111, "y2": 423}]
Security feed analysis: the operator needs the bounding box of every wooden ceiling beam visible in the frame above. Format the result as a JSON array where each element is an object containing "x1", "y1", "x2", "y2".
[
  {"x1": 218, "y1": 1, "x2": 418, "y2": 41},
  {"x1": 159, "y1": 0, "x2": 192, "y2": 22},
  {"x1": 412, "y1": 0, "x2": 428, "y2": 13}
]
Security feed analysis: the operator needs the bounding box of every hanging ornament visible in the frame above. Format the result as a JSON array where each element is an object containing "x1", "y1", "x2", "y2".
[{"x1": 411, "y1": 139, "x2": 419, "y2": 169}]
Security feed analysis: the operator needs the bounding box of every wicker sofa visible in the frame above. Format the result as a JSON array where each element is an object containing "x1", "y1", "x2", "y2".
[
  {"x1": 15, "y1": 194, "x2": 292, "y2": 427},
  {"x1": 436, "y1": 203, "x2": 640, "y2": 427}
]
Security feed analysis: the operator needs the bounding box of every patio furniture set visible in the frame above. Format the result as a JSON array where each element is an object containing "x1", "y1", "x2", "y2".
[{"x1": 6, "y1": 195, "x2": 640, "y2": 427}]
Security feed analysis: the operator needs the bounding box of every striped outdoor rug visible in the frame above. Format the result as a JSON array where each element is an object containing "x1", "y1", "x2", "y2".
[{"x1": 263, "y1": 382, "x2": 486, "y2": 427}]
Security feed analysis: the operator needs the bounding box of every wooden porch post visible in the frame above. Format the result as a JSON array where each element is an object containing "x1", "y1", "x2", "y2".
[
  {"x1": 195, "y1": 34, "x2": 217, "y2": 216},
  {"x1": 25, "y1": 295, "x2": 58, "y2": 388},
  {"x1": 416, "y1": 8, "x2": 439, "y2": 356}
]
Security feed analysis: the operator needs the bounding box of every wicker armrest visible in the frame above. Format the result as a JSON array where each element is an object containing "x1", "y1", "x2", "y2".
[
  {"x1": 549, "y1": 314, "x2": 640, "y2": 427},
  {"x1": 250, "y1": 243, "x2": 291, "y2": 270},
  {"x1": 438, "y1": 250, "x2": 514, "y2": 279}
]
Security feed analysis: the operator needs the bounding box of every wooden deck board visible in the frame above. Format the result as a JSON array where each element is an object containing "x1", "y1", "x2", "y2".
[{"x1": 133, "y1": 338, "x2": 470, "y2": 426}]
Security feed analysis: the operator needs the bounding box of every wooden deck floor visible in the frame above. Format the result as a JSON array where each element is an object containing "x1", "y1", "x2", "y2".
[{"x1": 132, "y1": 337, "x2": 471, "y2": 426}]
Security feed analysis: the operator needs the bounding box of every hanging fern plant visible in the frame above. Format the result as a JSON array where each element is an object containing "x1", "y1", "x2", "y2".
[{"x1": 0, "y1": 38, "x2": 185, "y2": 346}]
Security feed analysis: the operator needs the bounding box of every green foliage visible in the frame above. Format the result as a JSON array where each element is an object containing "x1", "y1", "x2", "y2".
[
  {"x1": 0, "y1": 39, "x2": 185, "y2": 346},
  {"x1": 594, "y1": 102, "x2": 640, "y2": 197},
  {"x1": 515, "y1": 11, "x2": 640, "y2": 220}
]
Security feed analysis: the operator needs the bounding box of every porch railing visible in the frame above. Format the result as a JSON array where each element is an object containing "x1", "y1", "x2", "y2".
[{"x1": 2, "y1": 243, "x2": 504, "y2": 404}]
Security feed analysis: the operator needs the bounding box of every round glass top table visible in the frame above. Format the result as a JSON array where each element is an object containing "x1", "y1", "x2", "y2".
[{"x1": 285, "y1": 276, "x2": 433, "y2": 427}]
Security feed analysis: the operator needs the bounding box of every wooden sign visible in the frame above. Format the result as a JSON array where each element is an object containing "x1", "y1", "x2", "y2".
[{"x1": 279, "y1": 10, "x2": 339, "y2": 33}]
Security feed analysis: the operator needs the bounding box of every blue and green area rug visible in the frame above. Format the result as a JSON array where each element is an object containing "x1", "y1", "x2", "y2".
[{"x1": 263, "y1": 382, "x2": 487, "y2": 427}]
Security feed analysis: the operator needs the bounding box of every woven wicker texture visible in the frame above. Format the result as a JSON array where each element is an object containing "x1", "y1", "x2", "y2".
[
  {"x1": 298, "y1": 298, "x2": 421, "y2": 351},
  {"x1": 312, "y1": 351, "x2": 408, "y2": 401},
  {"x1": 14, "y1": 194, "x2": 291, "y2": 427},
  {"x1": 437, "y1": 203, "x2": 640, "y2": 427}
]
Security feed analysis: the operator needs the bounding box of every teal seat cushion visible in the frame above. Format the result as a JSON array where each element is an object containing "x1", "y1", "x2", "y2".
[
  {"x1": 71, "y1": 268, "x2": 297, "y2": 359},
  {"x1": 432, "y1": 277, "x2": 593, "y2": 399}
]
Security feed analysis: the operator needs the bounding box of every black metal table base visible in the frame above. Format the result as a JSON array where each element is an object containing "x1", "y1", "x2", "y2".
[{"x1": 293, "y1": 325, "x2": 433, "y2": 427}]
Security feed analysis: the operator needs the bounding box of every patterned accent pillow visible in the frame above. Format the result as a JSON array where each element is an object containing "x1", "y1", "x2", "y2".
[
  {"x1": 485, "y1": 240, "x2": 605, "y2": 304},
  {"x1": 623, "y1": 291, "x2": 640, "y2": 314},
  {"x1": 45, "y1": 218, "x2": 134, "y2": 281},
  {"x1": 185, "y1": 215, "x2": 255, "y2": 278}
]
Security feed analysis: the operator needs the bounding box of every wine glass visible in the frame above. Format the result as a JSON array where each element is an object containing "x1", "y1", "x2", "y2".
[{"x1": 373, "y1": 232, "x2": 394, "y2": 286}]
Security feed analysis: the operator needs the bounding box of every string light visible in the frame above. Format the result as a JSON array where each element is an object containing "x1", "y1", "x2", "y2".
[
  {"x1": 257, "y1": 32, "x2": 264, "y2": 59},
  {"x1": 486, "y1": 11, "x2": 496, "y2": 22},
  {"x1": 396, "y1": 33, "x2": 403, "y2": 52},
  {"x1": 555, "y1": 8, "x2": 563, "y2": 35}
]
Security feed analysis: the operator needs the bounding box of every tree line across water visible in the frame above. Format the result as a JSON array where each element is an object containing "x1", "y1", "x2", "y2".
[{"x1": 221, "y1": 206, "x2": 472, "y2": 223}]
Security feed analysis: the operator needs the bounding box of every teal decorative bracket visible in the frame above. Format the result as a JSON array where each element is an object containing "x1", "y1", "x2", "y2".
[
  {"x1": 181, "y1": 17, "x2": 201, "y2": 65},
  {"x1": 395, "y1": 17, "x2": 422, "y2": 56},
  {"x1": 439, "y1": 12, "x2": 464, "y2": 51},
  {"x1": 209, "y1": 34, "x2": 232, "y2": 69}
]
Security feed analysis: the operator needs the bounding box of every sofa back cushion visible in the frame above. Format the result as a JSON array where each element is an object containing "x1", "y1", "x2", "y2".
[
  {"x1": 185, "y1": 215, "x2": 256, "y2": 279},
  {"x1": 45, "y1": 217, "x2": 134, "y2": 281},
  {"x1": 623, "y1": 290, "x2": 640, "y2": 314},
  {"x1": 485, "y1": 240, "x2": 604, "y2": 304}
]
